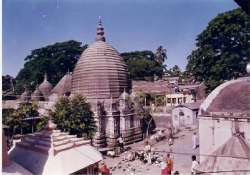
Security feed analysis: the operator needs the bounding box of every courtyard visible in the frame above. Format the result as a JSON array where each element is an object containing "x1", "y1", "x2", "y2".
[{"x1": 105, "y1": 127, "x2": 199, "y2": 175}]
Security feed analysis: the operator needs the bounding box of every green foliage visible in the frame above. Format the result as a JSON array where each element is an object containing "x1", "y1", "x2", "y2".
[
  {"x1": 165, "y1": 65, "x2": 182, "y2": 77},
  {"x1": 15, "y1": 40, "x2": 87, "y2": 94},
  {"x1": 186, "y1": 8, "x2": 250, "y2": 92},
  {"x1": 154, "y1": 96, "x2": 165, "y2": 106},
  {"x1": 51, "y1": 95, "x2": 96, "y2": 138},
  {"x1": 2, "y1": 109, "x2": 15, "y2": 125},
  {"x1": 36, "y1": 116, "x2": 49, "y2": 131},
  {"x1": 5, "y1": 102, "x2": 39, "y2": 135},
  {"x1": 234, "y1": 0, "x2": 250, "y2": 15},
  {"x1": 121, "y1": 50, "x2": 165, "y2": 80},
  {"x1": 155, "y1": 46, "x2": 167, "y2": 65},
  {"x1": 2, "y1": 75, "x2": 16, "y2": 100}
]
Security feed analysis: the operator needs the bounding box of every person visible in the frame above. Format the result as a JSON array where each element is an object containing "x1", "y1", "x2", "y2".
[
  {"x1": 98, "y1": 161, "x2": 110, "y2": 175},
  {"x1": 166, "y1": 153, "x2": 173, "y2": 175},
  {"x1": 144, "y1": 140, "x2": 151, "y2": 153},
  {"x1": 192, "y1": 132, "x2": 199, "y2": 150},
  {"x1": 191, "y1": 155, "x2": 199, "y2": 174},
  {"x1": 117, "y1": 136, "x2": 124, "y2": 152}
]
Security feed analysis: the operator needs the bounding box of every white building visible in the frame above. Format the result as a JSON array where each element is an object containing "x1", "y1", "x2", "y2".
[
  {"x1": 166, "y1": 93, "x2": 194, "y2": 107},
  {"x1": 198, "y1": 76, "x2": 250, "y2": 173},
  {"x1": 172, "y1": 101, "x2": 202, "y2": 131},
  {"x1": 7, "y1": 120, "x2": 103, "y2": 175}
]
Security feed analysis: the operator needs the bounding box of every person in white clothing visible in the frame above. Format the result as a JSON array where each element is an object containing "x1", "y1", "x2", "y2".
[
  {"x1": 191, "y1": 155, "x2": 199, "y2": 174},
  {"x1": 192, "y1": 132, "x2": 199, "y2": 150}
]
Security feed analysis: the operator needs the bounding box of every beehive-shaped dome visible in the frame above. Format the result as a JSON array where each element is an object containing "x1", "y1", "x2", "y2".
[
  {"x1": 51, "y1": 72, "x2": 72, "y2": 96},
  {"x1": 20, "y1": 88, "x2": 30, "y2": 101},
  {"x1": 39, "y1": 73, "x2": 53, "y2": 100},
  {"x1": 31, "y1": 86, "x2": 44, "y2": 101},
  {"x1": 71, "y1": 18, "x2": 129, "y2": 100}
]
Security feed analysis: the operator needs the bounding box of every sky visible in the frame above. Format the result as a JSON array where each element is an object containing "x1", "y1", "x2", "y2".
[{"x1": 3, "y1": 0, "x2": 238, "y2": 76}]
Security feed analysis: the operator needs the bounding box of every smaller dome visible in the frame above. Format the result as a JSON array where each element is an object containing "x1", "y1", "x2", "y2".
[
  {"x1": 20, "y1": 88, "x2": 30, "y2": 101},
  {"x1": 39, "y1": 74, "x2": 53, "y2": 100},
  {"x1": 31, "y1": 86, "x2": 44, "y2": 101},
  {"x1": 51, "y1": 72, "x2": 72, "y2": 96},
  {"x1": 200, "y1": 77, "x2": 250, "y2": 114}
]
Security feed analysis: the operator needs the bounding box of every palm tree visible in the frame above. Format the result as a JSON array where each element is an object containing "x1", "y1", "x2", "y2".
[{"x1": 155, "y1": 46, "x2": 167, "y2": 65}]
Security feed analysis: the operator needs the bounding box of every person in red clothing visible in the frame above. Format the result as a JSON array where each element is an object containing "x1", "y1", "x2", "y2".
[
  {"x1": 98, "y1": 161, "x2": 110, "y2": 175},
  {"x1": 166, "y1": 153, "x2": 173, "y2": 175}
]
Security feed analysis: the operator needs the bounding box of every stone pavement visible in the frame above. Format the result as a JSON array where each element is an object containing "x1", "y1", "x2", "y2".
[{"x1": 104, "y1": 127, "x2": 199, "y2": 175}]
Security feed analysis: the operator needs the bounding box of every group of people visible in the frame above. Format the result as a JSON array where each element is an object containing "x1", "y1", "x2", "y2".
[
  {"x1": 161, "y1": 154, "x2": 199, "y2": 175},
  {"x1": 110, "y1": 132, "x2": 200, "y2": 174}
]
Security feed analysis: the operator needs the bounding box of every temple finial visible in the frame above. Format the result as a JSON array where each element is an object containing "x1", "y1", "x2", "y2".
[
  {"x1": 44, "y1": 73, "x2": 48, "y2": 81},
  {"x1": 98, "y1": 16, "x2": 102, "y2": 24},
  {"x1": 95, "y1": 16, "x2": 106, "y2": 42}
]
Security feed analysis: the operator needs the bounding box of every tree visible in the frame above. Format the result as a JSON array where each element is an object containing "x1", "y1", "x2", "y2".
[
  {"x1": 121, "y1": 50, "x2": 165, "y2": 80},
  {"x1": 15, "y1": 40, "x2": 87, "y2": 94},
  {"x1": 6, "y1": 102, "x2": 39, "y2": 135},
  {"x1": 131, "y1": 92, "x2": 155, "y2": 138},
  {"x1": 186, "y1": 8, "x2": 250, "y2": 92},
  {"x1": 166, "y1": 65, "x2": 182, "y2": 77},
  {"x1": 234, "y1": 0, "x2": 250, "y2": 15},
  {"x1": 51, "y1": 95, "x2": 96, "y2": 138},
  {"x1": 2, "y1": 75, "x2": 16, "y2": 100},
  {"x1": 155, "y1": 46, "x2": 167, "y2": 65}
]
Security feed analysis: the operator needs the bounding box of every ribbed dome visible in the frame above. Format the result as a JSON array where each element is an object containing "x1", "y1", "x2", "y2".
[
  {"x1": 39, "y1": 74, "x2": 53, "y2": 100},
  {"x1": 51, "y1": 72, "x2": 72, "y2": 96},
  {"x1": 31, "y1": 86, "x2": 44, "y2": 101},
  {"x1": 20, "y1": 89, "x2": 30, "y2": 101},
  {"x1": 200, "y1": 77, "x2": 250, "y2": 114},
  {"x1": 71, "y1": 19, "x2": 129, "y2": 100}
]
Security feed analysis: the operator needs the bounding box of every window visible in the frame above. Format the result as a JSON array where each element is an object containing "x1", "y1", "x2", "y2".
[
  {"x1": 183, "y1": 97, "x2": 186, "y2": 103},
  {"x1": 172, "y1": 98, "x2": 176, "y2": 104},
  {"x1": 178, "y1": 98, "x2": 182, "y2": 104},
  {"x1": 179, "y1": 111, "x2": 184, "y2": 116}
]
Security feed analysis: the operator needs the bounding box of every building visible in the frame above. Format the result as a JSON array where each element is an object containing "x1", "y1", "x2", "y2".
[
  {"x1": 2, "y1": 129, "x2": 33, "y2": 175},
  {"x1": 2, "y1": 18, "x2": 143, "y2": 149},
  {"x1": 70, "y1": 17, "x2": 142, "y2": 148},
  {"x1": 172, "y1": 100, "x2": 202, "y2": 131},
  {"x1": 196, "y1": 134, "x2": 250, "y2": 174},
  {"x1": 165, "y1": 93, "x2": 194, "y2": 106},
  {"x1": 132, "y1": 80, "x2": 205, "y2": 107},
  {"x1": 7, "y1": 119, "x2": 103, "y2": 175},
  {"x1": 198, "y1": 74, "x2": 250, "y2": 172}
]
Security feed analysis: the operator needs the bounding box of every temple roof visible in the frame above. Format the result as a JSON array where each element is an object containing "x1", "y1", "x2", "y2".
[
  {"x1": 20, "y1": 88, "x2": 30, "y2": 101},
  {"x1": 71, "y1": 18, "x2": 129, "y2": 100},
  {"x1": 196, "y1": 135, "x2": 250, "y2": 173},
  {"x1": 199, "y1": 77, "x2": 250, "y2": 116},
  {"x1": 38, "y1": 74, "x2": 53, "y2": 99},
  {"x1": 51, "y1": 72, "x2": 72, "y2": 96},
  {"x1": 9, "y1": 120, "x2": 103, "y2": 175},
  {"x1": 31, "y1": 86, "x2": 44, "y2": 101},
  {"x1": 132, "y1": 80, "x2": 171, "y2": 95}
]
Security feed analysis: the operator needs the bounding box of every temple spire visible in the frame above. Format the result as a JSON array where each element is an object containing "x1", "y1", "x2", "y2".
[
  {"x1": 44, "y1": 73, "x2": 48, "y2": 81},
  {"x1": 95, "y1": 16, "x2": 106, "y2": 42}
]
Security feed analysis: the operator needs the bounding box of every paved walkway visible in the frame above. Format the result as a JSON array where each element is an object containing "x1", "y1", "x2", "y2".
[{"x1": 105, "y1": 127, "x2": 199, "y2": 175}]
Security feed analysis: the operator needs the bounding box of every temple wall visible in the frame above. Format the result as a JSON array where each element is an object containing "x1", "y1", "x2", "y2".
[
  {"x1": 172, "y1": 107, "x2": 197, "y2": 130},
  {"x1": 199, "y1": 116, "x2": 250, "y2": 162}
]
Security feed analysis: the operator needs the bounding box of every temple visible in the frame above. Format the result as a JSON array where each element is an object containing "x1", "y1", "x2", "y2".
[
  {"x1": 9, "y1": 17, "x2": 143, "y2": 149},
  {"x1": 71, "y1": 17, "x2": 142, "y2": 147}
]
